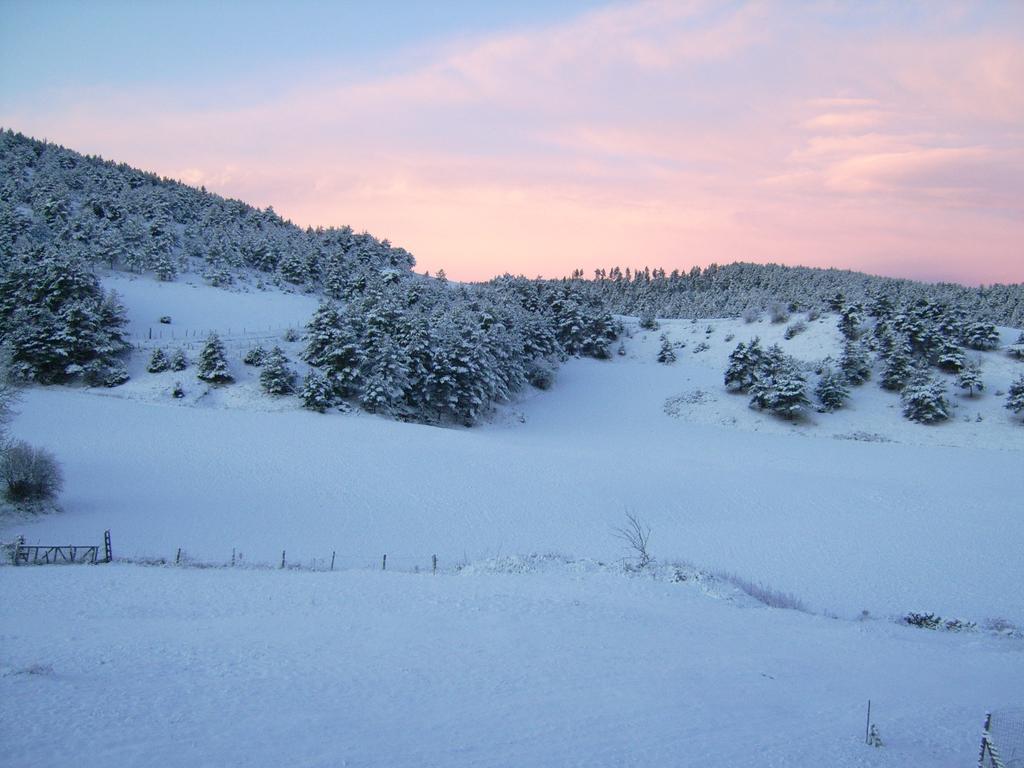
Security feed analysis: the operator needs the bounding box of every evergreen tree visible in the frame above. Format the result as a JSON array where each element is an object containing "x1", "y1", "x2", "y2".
[
  {"x1": 840, "y1": 339, "x2": 871, "y2": 385},
  {"x1": 901, "y1": 372, "x2": 949, "y2": 424},
  {"x1": 300, "y1": 369, "x2": 334, "y2": 412},
  {"x1": 963, "y1": 322, "x2": 999, "y2": 351},
  {"x1": 815, "y1": 367, "x2": 850, "y2": 412},
  {"x1": 197, "y1": 332, "x2": 233, "y2": 383},
  {"x1": 259, "y1": 346, "x2": 296, "y2": 395},
  {"x1": 657, "y1": 334, "x2": 676, "y2": 364},
  {"x1": 935, "y1": 340, "x2": 965, "y2": 373},
  {"x1": 838, "y1": 305, "x2": 862, "y2": 340},
  {"x1": 147, "y1": 348, "x2": 170, "y2": 373},
  {"x1": 1006, "y1": 375, "x2": 1024, "y2": 421},
  {"x1": 169, "y1": 348, "x2": 188, "y2": 371},
  {"x1": 750, "y1": 355, "x2": 810, "y2": 420},
  {"x1": 724, "y1": 337, "x2": 763, "y2": 392},
  {"x1": 957, "y1": 360, "x2": 983, "y2": 397}
]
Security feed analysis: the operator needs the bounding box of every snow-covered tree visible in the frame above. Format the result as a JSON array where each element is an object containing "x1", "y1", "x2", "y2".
[
  {"x1": 300, "y1": 369, "x2": 334, "y2": 412},
  {"x1": 259, "y1": 346, "x2": 296, "y2": 395},
  {"x1": 1005, "y1": 375, "x2": 1024, "y2": 421},
  {"x1": 963, "y1": 322, "x2": 999, "y2": 351},
  {"x1": 901, "y1": 372, "x2": 949, "y2": 424},
  {"x1": 957, "y1": 360, "x2": 983, "y2": 397},
  {"x1": 815, "y1": 367, "x2": 850, "y2": 412},
  {"x1": 657, "y1": 334, "x2": 676, "y2": 364},
  {"x1": 840, "y1": 339, "x2": 871, "y2": 385},
  {"x1": 197, "y1": 332, "x2": 233, "y2": 384},
  {"x1": 169, "y1": 348, "x2": 188, "y2": 371},
  {"x1": 750, "y1": 355, "x2": 810, "y2": 420},
  {"x1": 147, "y1": 348, "x2": 170, "y2": 373},
  {"x1": 724, "y1": 337, "x2": 763, "y2": 392}
]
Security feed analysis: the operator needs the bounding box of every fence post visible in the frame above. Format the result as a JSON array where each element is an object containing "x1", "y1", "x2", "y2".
[
  {"x1": 978, "y1": 712, "x2": 992, "y2": 767},
  {"x1": 382, "y1": 554, "x2": 387, "y2": 571},
  {"x1": 330, "y1": 551, "x2": 336, "y2": 571},
  {"x1": 281, "y1": 550, "x2": 286, "y2": 569},
  {"x1": 103, "y1": 530, "x2": 112, "y2": 563},
  {"x1": 432, "y1": 554, "x2": 437, "y2": 574},
  {"x1": 865, "y1": 700, "x2": 871, "y2": 744},
  {"x1": 231, "y1": 548, "x2": 236, "y2": 567},
  {"x1": 176, "y1": 547, "x2": 181, "y2": 565}
]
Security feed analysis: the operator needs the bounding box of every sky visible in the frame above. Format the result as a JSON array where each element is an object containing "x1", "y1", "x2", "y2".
[{"x1": 1, "y1": 0, "x2": 1022, "y2": 285}]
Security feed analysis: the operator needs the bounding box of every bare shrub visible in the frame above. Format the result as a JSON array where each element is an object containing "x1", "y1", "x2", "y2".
[
  {"x1": 613, "y1": 513, "x2": 652, "y2": 568},
  {"x1": 742, "y1": 307, "x2": 760, "y2": 323},
  {"x1": 0, "y1": 441, "x2": 63, "y2": 503},
  {"x1": 714, "y1": 570, "x2": 808, "y2": 612},
  {"x1": 769, "y1": 301, "x2": 790, "y2": 324}
]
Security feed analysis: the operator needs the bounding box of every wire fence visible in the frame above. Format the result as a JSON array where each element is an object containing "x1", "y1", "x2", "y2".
[{"x1": 118, "y1": 547, "x2": 447, "y2": 576}]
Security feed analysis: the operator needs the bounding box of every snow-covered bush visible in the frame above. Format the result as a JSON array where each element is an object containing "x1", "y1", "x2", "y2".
[
  {"x1": 783, "y1": 320, "x2": 806, "y2": 340},
  {"x1": 840, "y1": 339, "x2": 871, "y2": 385},
  {"x1": 638, "y1": 312, "x2": 658, "y2": 331},
  {"x1": 243, "y1": 346, "x2": 268, "y2": 366},
  {"x1": 963, "y1": 321, "x2": 999, "y2": 351},
  {"x1": 742, "y1": 307, "x2": 760, "y2": 323},
  {"x1": 0, "y1": 441, "x2": 62, "y2": 503},
  {"x1": 525, "y1": 360, "x2": 555, "y2": 390},
  {"x1": 957, "y1": 360, "x2": 983, "y2": 397}
]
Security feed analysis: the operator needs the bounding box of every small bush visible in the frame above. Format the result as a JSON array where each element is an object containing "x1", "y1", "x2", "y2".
[
  {"x1": 1, "y1": 441, "x2": 63, "y2": 503},
  {"x1": 769, "y1": 301, "x2": 789, "y2": 324},
  {"x1": 807, "y1": 307, "x2": 821, "y2": 322},
  {"x1": 783, "y1": 320, "x2": 807, "y2": 340},
  {"x1": 158, "y1": 316, "x2": 172, "y2": 324},
  {"x1": 742, "y1": 307, "x2": 760, "y2": 323},
  {"x1": 693, "y1": 342, "x2": 710, "y2": 353},
  {"x1": 902, "y1": 612, "x2": 941, "y2": 629},
  {"x1": 283, "y1": 327, "x2": 300, "y2": 343},
  {"x1": 243, "y1": 346, "x2": 268, "y2": 366},
  {"x1": 639, "y1": 313, "x2": 659, "y2": 331},
  {"x1": 714, "y1": 571, "x2": 808, "y2": 612},
  {"x1": 526, "y1": 361, "x2": 556, "y2": 390}
]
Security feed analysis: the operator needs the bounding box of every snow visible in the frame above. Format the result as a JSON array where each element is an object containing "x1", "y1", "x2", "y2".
[
  {"x1": 2, "y1": 564, "x2": 1020, "y2": 768},
  {"x1": 2, "y1": 279, "x2": 1022, "y2": 766}
]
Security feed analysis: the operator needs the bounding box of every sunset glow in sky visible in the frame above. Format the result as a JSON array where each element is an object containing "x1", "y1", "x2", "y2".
[{"x1": 2, "y1": 0, "x2": 1022, "y2": 285}]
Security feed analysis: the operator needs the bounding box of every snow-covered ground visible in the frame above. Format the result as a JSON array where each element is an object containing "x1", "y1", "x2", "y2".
[
  {"x1": 3, "y1": 563, "x2": 1020, "y2": 768},
  {"x1": 2, "y1": 275, "x2": 1022, "y2": 766}
]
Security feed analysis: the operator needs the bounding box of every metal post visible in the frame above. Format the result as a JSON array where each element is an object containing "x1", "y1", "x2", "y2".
[
  {"x1": 978, "y1": 712, "x2": 992, "y2": 768},
  {"x1": 103, "y1": 530, "x2": 112, "y2": 563},
  {"x1": 281, "y1": 550, "x2": 286, "y2": 569},
  {"x1": 382, "y1": 554, "x2": 387, "y2": 571},
  {"x1": 432, "y1": 554, "x2": 437, "y2": 574},
  {"x1": 330, "y1": 551, "x2": 336, "y2": 571},
  {"x1": 865, "y1": 700, "x2": 871, "y2": 745}
]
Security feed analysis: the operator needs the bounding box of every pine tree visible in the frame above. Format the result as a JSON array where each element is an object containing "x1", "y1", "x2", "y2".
[
  {"x1": 935, "y1": 340, "x2": 965, "y2": 373},
  {"x1": 901, "y1": 372, "x2": 949, "y2": 424},
  {"x1": 197, "y1": 332, "x2": 233, "y2": 384},
  {"x1": 750, "y1": 355, "x2": 809, "y2": 419},
  {"x1": 169, "y1": 348, "x2": 188, "y2": 371},
  {"x1": 815, "y1": 367, "x2": 850, "y2": 412},
  {"x1": 259, "y1": 346, "x2": 296, "y2": 395},
  {"x1": 724, "y1": 338, "x2": 763, "y2": 392},
  {"x1": 147, "y1": 348, "x2": 170, "y2": 373},
  {"x1": 657, "y1": 334, "x2": 676, "y2": 364},
  {"x1": 1006, "y1": 375, "x2": 1024, "y2": 421},
  {"x1": 300, "y1": 369, "x2": 334, "y2": 412},
  {"x1": 840, "y1": 339, "x2": 871, "y2": 385},
  {"x1": 957, "y1": 360, "x2": 983, "y2": 397},
  {"x1": 963, "y1": 322, "x2": 999, "y2": 351},
  {"x1": 880, "y1": 339, "x2": 914, "y2": 391}
]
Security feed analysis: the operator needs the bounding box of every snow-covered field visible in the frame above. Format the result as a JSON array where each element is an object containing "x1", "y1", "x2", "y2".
[{"x1": 2, "y1": 274, "x2": 1022, "y2": 766}]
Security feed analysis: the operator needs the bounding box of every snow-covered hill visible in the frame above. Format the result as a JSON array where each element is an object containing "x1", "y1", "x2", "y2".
[{"x1": 2, "y1": 273, "x2": 1021, "y2": 767}]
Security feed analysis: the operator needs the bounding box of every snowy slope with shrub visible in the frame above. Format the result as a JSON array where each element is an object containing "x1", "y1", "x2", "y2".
[
  {"x1": 2, "y1": 272, "x2": 1023, "y2": 768},
  {"x1": 4, "y1": 276, "x2": 1023, "y2": 620}
]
